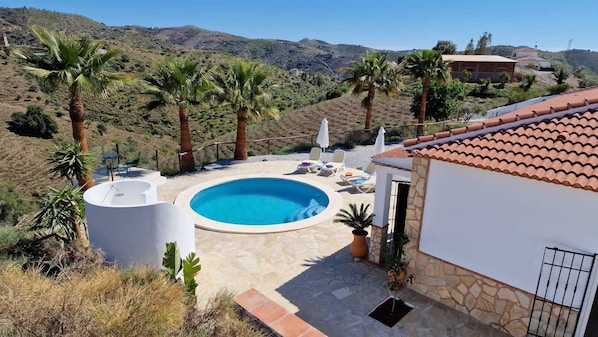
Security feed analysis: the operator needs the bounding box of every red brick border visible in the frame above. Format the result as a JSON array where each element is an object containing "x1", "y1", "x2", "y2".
[{"x1": 235, "y1": 288, "x2": 326, "y2": 337}]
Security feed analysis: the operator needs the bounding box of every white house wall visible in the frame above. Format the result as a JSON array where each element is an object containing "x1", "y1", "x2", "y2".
[{"x1": 419, "y1": 159, "x2": 598, "y2": 294}]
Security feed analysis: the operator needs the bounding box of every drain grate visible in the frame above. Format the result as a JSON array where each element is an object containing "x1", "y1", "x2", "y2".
[{"x1": 369, "y1": 297, "x2": 413, "y2": 327}]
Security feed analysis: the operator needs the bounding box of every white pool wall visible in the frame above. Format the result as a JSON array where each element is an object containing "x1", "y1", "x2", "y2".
[{"x1": 84, "y1": 180, "x2": 195, "y2": 268}]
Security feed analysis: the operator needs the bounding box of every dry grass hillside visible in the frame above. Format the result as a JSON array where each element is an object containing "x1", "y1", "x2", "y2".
[
  {"x1": 198, "y1": 94, "x2": 416, "y2": 162},
  {"x1": 0, "y1": 99, "x2": 181, "y2": 197}
]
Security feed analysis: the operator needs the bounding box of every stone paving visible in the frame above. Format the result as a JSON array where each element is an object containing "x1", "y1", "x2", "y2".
[{"x1": 157, "y1": 160, "x2": 511, "y2": 337}]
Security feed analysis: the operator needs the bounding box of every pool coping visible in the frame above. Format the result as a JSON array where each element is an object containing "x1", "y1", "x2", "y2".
[{"x1": 174, "y1": 173, "x2": 344, "y2": 234}]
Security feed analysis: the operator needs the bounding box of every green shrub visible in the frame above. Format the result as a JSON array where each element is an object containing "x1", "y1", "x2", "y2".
[
  {"x1": 0, "y1": 226, "x2": 24, "y2": 253},
  {"x1": 547, "y1": 83, "x2": 571, "y2": 95},
  {"x1": 97, "y1": 123, "x2": 107, "y2": 135},
  {"x1": 0, "y1": 182, "x2": 36, "y2": 226},
  {"x1": 160, "y1": 166, "x2": 180, "y2": 176},
  {"x1": 508, "y1": 86, "x2": 544, "y2": 104},
  {"x1": 287, "y1": 142, "x2": 313, "y2": 154},
  {"x1": 10, "y1": 105, "x2": 58, "y2": 138}
]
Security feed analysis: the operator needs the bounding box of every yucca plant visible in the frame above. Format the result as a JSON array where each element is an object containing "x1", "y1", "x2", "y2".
[
  {"x1": 30, "y1": 185, "x2": 86, "y2": 246},
  {"x1": 48, "y1": 142, "x2": 95, "y2": 188}
]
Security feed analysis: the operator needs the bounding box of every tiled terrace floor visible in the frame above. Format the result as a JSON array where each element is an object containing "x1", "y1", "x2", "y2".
[{"x1": 157, "y1": 160, "x2": 511, "y2": 337}]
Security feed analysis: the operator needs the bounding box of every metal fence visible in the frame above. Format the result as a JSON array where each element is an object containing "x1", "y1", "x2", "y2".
[{"x1": 91, "y1": 120, "x2": 468, "y2": 174}]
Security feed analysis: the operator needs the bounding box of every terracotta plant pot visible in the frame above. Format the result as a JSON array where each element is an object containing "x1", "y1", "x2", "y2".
[
  {"x1": 350, "y1": 229, "x2": 368, "y2": 258},
  {"x1": 388, "y1": 269, "x2": 406, "y2": 284}
]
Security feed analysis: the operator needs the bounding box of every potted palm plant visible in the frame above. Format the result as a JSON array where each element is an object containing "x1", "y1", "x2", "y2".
[{"x1": 334, "y1": 203, "x2": 373, "y2": 259}]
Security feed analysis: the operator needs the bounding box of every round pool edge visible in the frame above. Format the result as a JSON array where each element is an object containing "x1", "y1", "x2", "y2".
[{"x1": 174, "y1": 174, "x2": 343, "y2": 234}]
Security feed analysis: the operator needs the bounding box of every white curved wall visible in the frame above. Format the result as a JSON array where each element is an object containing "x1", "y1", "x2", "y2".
[
  {"x1": 420, "y1": 160, "x2": 598, "y2": 294},
  {"x1": 84, "y1": 180, "x2": 158, "y2": 206},
  {"x1": 84, "y1": 180, "x2": 195, "y2": 268}
]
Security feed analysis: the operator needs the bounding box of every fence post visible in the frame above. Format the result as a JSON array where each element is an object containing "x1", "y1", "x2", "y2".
[
  {"x1": 267, "y1": 139, "x2": 271, "y2": 154},
  {"x1": 177, "y1": 150, "x2": 181, "y2": 172},
  {"x1": 155, "y1": 149, "x2": 160, "y2": 171},
  {"x1": 115, "y1": 143, "x2": 120, "y2": 164},
  {"x1": 216, "y1": 143, "x2": 219, "y2": 161}
]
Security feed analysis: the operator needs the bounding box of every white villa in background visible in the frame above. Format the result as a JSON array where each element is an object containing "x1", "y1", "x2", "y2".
[
  {"x1": 369, "y1": 87, "x2": 598, "y2": 337},
  {"x1": 511, "y1": 47, "x2": 552, "y2": 70}
]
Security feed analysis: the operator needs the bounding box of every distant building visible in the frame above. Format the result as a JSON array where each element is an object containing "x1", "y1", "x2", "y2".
[
  {"x1": 511, "y1": 47, "x2": 537, "y2": 58},
  {"x1": 2, "y1": 32, "x2": 8, "y2": 47},
  {"x1": 511, "y1": 47, "x2": 552, "y2": 70},
  {"x1": 441, "y1": 55, "x2": 517, "y2": 82},
  {"x1": 289, "y1": 68, "x2": 304, "y2": 76}
]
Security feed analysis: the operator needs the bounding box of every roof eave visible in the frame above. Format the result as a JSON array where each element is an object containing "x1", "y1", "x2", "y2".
[{"x1": 372, "y1": 156, "x2": 412, "y2": 171}]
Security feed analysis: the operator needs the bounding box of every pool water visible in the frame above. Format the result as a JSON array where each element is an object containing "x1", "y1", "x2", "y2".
[{"x1": 189, "y1": 177, "x2": 329, "y2": 225}]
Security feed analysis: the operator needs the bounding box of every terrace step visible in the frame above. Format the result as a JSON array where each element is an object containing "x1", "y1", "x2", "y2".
[{"x1": 235, "y1": 288, "x2": 326, "y2": 337}]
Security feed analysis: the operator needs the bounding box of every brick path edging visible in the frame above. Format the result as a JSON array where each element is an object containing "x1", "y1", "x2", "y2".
[{"x1": 235, "y1": 288, "x2": 327, "y2": 337}]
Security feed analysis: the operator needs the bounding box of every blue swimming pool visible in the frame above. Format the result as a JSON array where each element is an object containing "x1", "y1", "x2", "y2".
[{"x1": 189, "y1": 177, "x2": 329, "y2": 225}]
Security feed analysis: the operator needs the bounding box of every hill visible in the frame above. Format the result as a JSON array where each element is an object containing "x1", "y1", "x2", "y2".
[
  {"x1": 0, "y1": 7, "x2": 596, "y2": 200},
  {"x1": 151, "y1": 25, "x2": 407, "y2": 74}
]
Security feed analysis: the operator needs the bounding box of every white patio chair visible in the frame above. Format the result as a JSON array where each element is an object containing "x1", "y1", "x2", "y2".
[
  {"x1": 320, "y1": 149, "x2": 345, "y2": 176},
  {"x1": 340, "y1": 161, "x2": 376, "y2": 184},
  {"x1": 348, "y1": 176, "x2": 376, "y2": 193},
  {"x1": 296, "y1": 147, "x2": 323, "y2": 172}
]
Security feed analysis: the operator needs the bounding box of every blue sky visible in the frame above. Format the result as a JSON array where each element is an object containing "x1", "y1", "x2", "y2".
[{"x1": 5, "y1": 0, "x2": 597, "y2": 52}]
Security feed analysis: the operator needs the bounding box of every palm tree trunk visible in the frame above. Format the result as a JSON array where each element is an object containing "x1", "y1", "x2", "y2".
[
  {"x1": 234, "y1": 110, "x2": 248, "y2": 160},
  {"x1": 71, "y1": 201, "x2": 89, "y2": 250},
  {"x1": 69, "y1": 94, "x2": 94, "y2": 190},
  {"x1": 365, "y1": 86, "x2": 375, "y2": 130},
  {"x1": 179, "y1": 105, "x2": 196, "y2": 172},
  {"x1": 416, "y1": 77, "x2": 429, "y2": 137}
]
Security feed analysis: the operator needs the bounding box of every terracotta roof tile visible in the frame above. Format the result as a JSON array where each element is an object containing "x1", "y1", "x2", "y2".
[
  {"x1": 435, "y1": 131, "x2": 451, "y2": 139},
  {"x1": 402, "y1": 138, "x2": 418, "y2": 147},
  {"x1": 373, "y1": 87, "x2": 598, "y2": 192},
  {"x1": 414, "y1": 108, "x2": 598, "y2": 192},
  {"x1": 372, "y1": 147, "x2": 411, "y2": 159},
  {"x1": 451, "y1": 127, "x2": 467, "y2": 135},
  {"x1": 466, "y1": 124, "x2": 483, "y2": 132}
]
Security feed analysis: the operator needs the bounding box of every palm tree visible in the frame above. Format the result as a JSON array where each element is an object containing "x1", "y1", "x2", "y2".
[
  {"x1": 48, "y1": 143, "x2": 95, "y2": 188},
  {"x1": 212, "y1": 61, "x2": 279, "y2": 160},
  {"x1": 14, "y1": 26, "x2": 129, "y2": 189},
  {"x1": 143, "y1": 58, "x2": 214, "y2": 172},
  {"x1": 341, "y1": 50, "x2": 401, "y2": 130},
  {"x1": 401, "y1": 49, "x2": 451, "y2": 136}
]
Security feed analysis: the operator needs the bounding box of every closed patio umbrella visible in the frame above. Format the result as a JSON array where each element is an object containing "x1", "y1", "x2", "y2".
[
  {"x1": 373, "y1": 127, "x2": 386, "y2": 155},
  {"x1": 316, "y1": 118, "x2": 329, "y2": 151}
]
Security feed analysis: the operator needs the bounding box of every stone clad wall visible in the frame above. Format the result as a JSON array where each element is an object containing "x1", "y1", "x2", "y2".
[
  {"x1": 404, "y1": 156, "x2": 533, "y2": 337},
  {"x1": 368, "y1": 224, "x2": 388, "y2": 264}
]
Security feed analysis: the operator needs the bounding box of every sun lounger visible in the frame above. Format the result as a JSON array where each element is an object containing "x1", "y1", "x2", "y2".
[
  {"x1": 348, "y1": 176, "x2": 376, "y2": 193},
  {"x1": 296, "y1": 147, "x2": 323, "y2": 172},
  {"x1": 340, "y1": 161, "x2": 376, "y2": 184},
  {"x1": 320, "y1": 149, "x2": 345, "y2": 176}
]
